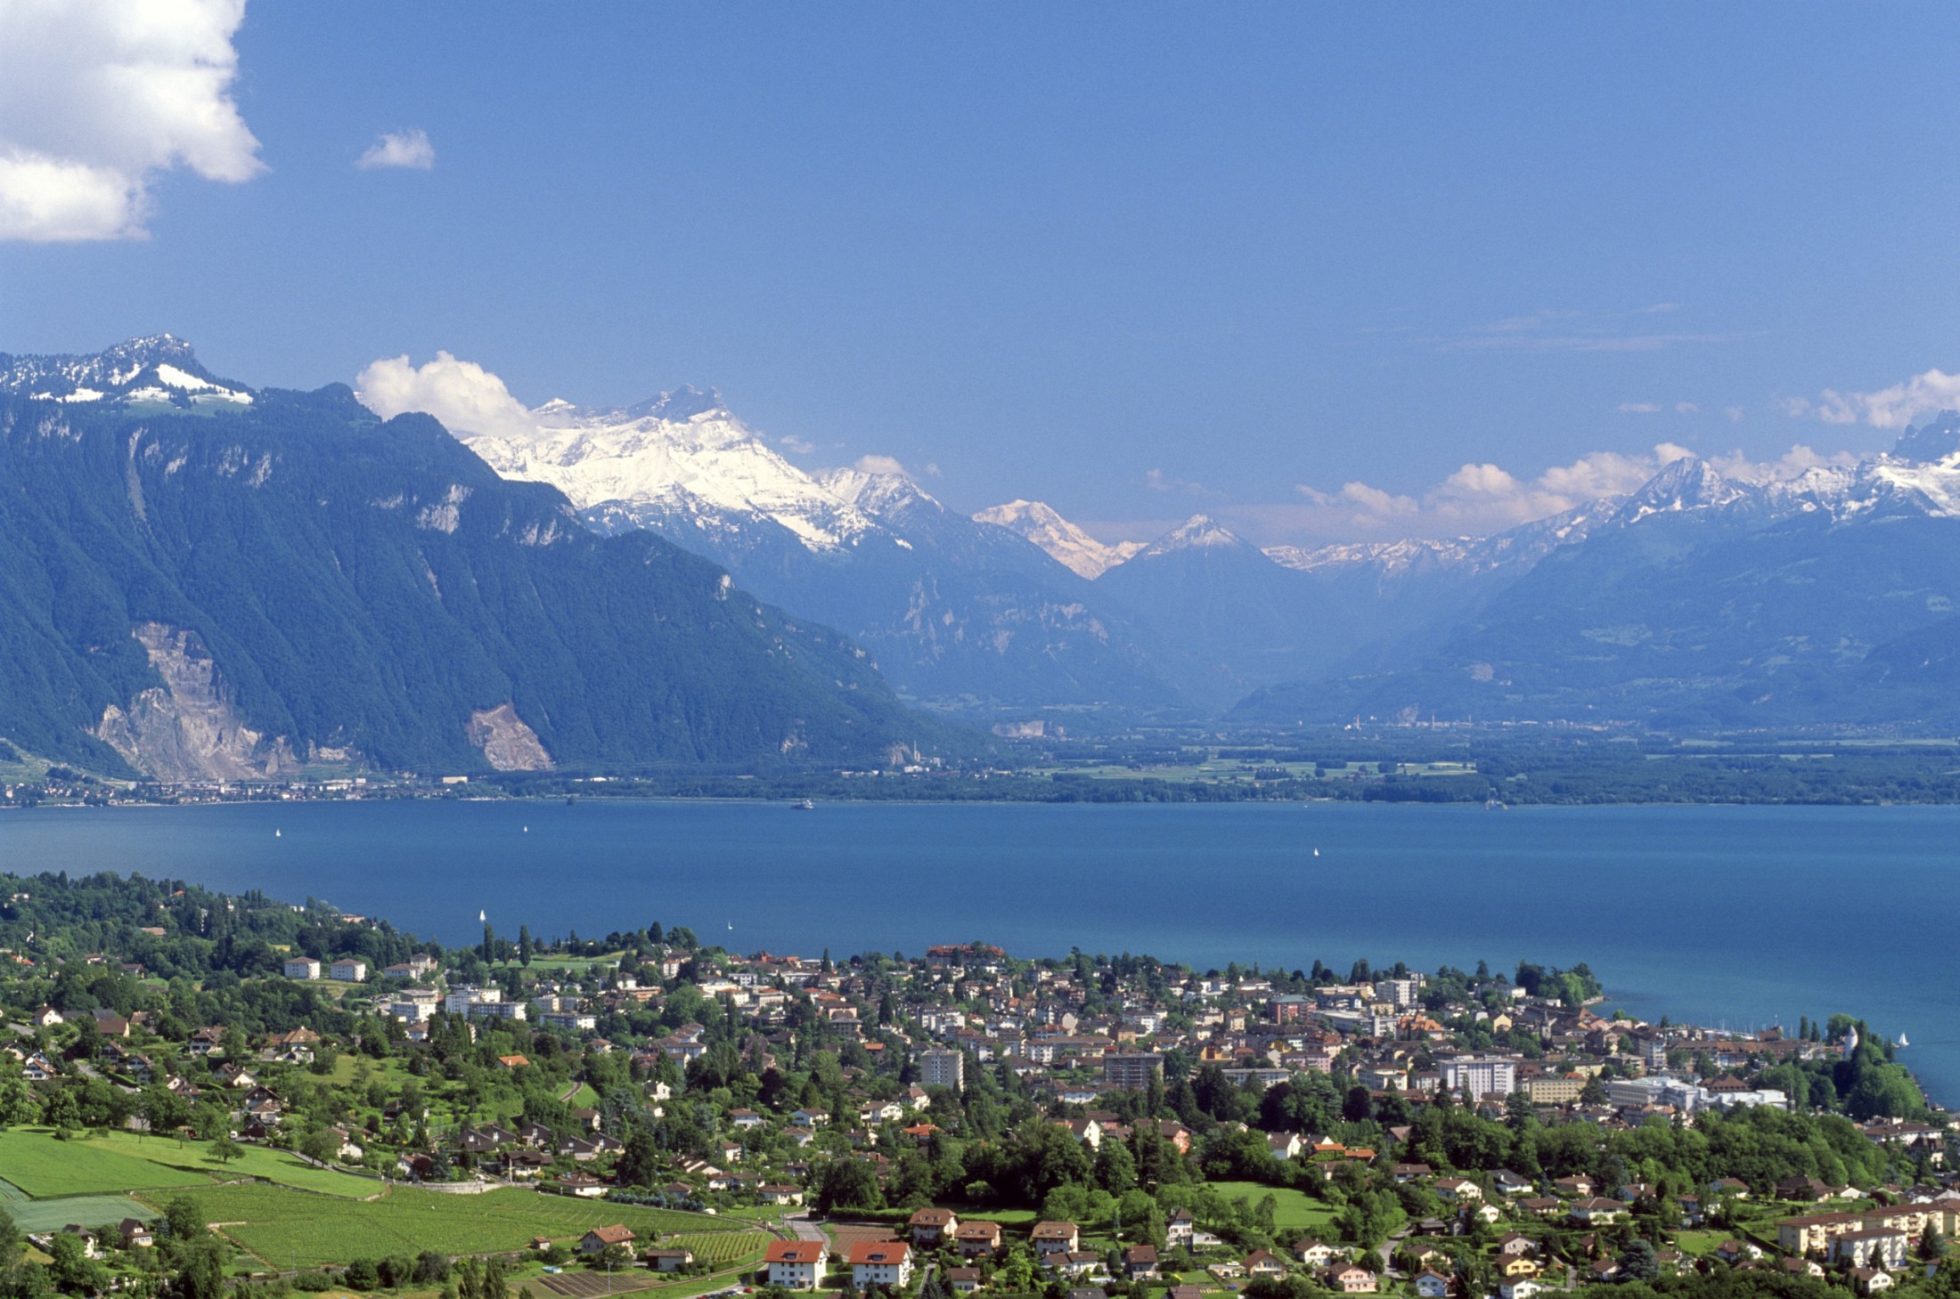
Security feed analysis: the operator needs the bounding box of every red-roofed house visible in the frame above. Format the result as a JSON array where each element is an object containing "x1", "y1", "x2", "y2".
[
  {"x1": 765, "y1": 1240, "x2": 827, "y2": 1291},
  {"x1": 851, "y1": 1241, "x2": 914, "y2": 1289}
]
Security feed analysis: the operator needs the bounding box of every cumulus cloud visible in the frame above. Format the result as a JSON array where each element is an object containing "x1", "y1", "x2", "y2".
[
  {"x1": 1144, "y1": 467, "x2": 1216, "y2": 495},
  {"x1": 0, "y1": 0, "x2": 261, "y2": 241},
  {"x1": 852, "y1": 454, "x2": 909, "y2": 477},
  {"x1": 356, "y1": 128, "x2": 435, "y2": 171},
  {"x1": 776, "y1": 434, "x2": 817, "y2": 455},
  {"x1": 1705, "y1": 443, "x2": 1858, "y2": 484},
  {"x1": 1269, "y1": 439, "x2": 1877, "y2": 541},
  {"x1": 1284, "y1": 442, "x2": 1758, "y2": 539},
  {"x1": 1787, "y1": 367, "x2": 1960, "y2": 430},
  {"x1": 354, "y1": 352, "x2": 540, "y2": 440}
]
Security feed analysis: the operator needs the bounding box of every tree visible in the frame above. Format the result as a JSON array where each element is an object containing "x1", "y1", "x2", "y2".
[
  {"x1": 169, "y1": 1232, "x2": 230, "y2": 1299},
  {"x1": 161, "y1": 1195, "x2": 204, "y2": 1243},
  {"x1": 301, "y1": 1126, "x2": 339, "y2": 1165},
  {"x1": 519, "y1": 925, "x2": 534, "y2": 968},
  {"x1": 1493, "y1": 1091, "x2": 1535, "y2": 1137},
  {"x1": 1619, "y1": 1239, "x2": 1660, "y2": 1281},
  {"x1": 211, "y1": 1134, "x2": 244, "y2": 1165},
  {"x1": 813, "y1": 1158, "x2": 884, "y2": 1212},
  {"x1": 617, "y1": 1128, "x2": 660, "y2": 1189}
]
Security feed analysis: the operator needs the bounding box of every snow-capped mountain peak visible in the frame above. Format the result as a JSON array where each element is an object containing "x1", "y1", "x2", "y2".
[
  {"x1": 1614, "y1": 455, "x2": 1759, "y2": 524},
  {"x1": 1892, "y1": 410, "x2": 1960, "y2": 465},
  {"x1": 818, "y1": 464, "x2": 938, "y2": 518},
  {"x1": 1139, "y1": 513, "x2": 1251, "y2": 558},
  {"x1": 463, "y1": 394, "x2": 876, "y2": 553},
  {"x1": 972, "y1": 499, "x2": 1142, "y2": 579},
  {"x1": 0, "y1": 335, "x2": 254, "y2": 407}
]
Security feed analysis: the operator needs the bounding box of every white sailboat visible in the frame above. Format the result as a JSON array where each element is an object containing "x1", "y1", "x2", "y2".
[
  {"x1": 1895, "y1": 1033, "x2": 1909, "y2": 1048},
  {"x1": 478, "y1": 909, "x2": 487, "y2": 923}
]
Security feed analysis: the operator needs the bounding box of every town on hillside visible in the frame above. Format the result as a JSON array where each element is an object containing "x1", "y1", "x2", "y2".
[{"x1": 0, "y1": 872, "x2": 1953, "y2": 1299}]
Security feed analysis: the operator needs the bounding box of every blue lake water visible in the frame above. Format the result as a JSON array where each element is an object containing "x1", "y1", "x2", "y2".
[{"x1": 3, "y1": 799, "x2": 1955, "y2": 1102}]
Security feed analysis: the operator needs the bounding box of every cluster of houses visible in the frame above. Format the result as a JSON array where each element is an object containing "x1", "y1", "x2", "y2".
[{"x1": 7, "y1": 916, "x2": 1958, "y2": 1298}]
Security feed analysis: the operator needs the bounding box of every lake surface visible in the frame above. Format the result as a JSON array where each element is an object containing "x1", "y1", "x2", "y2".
[{"x1": 3, "y1": 799, "x2": 1955, "y2": 1103}]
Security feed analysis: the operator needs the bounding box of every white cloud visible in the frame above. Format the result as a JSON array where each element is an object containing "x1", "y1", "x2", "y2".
[
  {"x1": 1144, "y1": 467, "x2": 1213, "y2": 495},
  {"x1": 354, "y1": 352, "x2": 539, "y2": 440},
  {"x1": 356, "y1": 128, "x2": 435, "y2": 171},
  {"x1": 776, "y1": 434, "x2": 817, "y2": 455},
  {"x1": 1287, "y1": 443, "x2": 1719, "y2": 539},
  {"x1": 1706, "y1": 443, "x2": 1858, "y2": 484},
  {"x1": 1443, "y1": 304, "x2": 1747, "y2": 354},
  {"x1": 1617, "y1": 402, "x2": 1661, "y2": 414},
  {"x1": 1674, "y1": 401, "x2": 1699, "y2": 414},
  {"x1": 0, "y1": 0, "x2": 261, "y2": 241},
  {"x1": 853, "y1": 454, "x2": 909, "y2": 477},
  {"x1": 1788, "y1": 367, "x2": 1960, "y2": 430}
]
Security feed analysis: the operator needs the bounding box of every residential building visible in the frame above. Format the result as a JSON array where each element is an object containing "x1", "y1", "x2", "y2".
[
  {"x1": 851, "y1": 1241, "x2": 913, "y2": 1289},
  {"x1": 765, "y1": 1240, "x2": 826, "y2": 1291}
]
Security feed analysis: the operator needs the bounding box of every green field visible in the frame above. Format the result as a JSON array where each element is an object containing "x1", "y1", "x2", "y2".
[
  {"x1": 0, "y1": 1128, "x2": 378, "y2": 1200},
  {"x1": 135, "y1": 1184, "x2": 757, "y2": 1267},
  {"x1": 0, "y1": 1129, "x2": 214, "y2": 1198},
  {"x1": 1674, "y1": 1231, "x2": 1726, "y2": 1258},
  {"x1": 665, "y1": 1231, "x2": 771, "y2": 1266},
  {"x1": 0, "y1": 1176, "x2": 154, "y2": 1234},
  {"x1": 1208, "y1": 1181, "x2": 1338, "y2": 1233},
  {"x1": 82, "y1": 1130, "x2": 380, "y2": 1197}
]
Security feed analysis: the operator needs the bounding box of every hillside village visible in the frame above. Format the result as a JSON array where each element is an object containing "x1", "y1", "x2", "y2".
[{"x1": 0, "y1": 872, "x2": 1954, "y2": 1299}]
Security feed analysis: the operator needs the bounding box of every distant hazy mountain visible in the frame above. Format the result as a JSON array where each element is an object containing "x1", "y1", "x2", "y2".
[
  {"x1": 972, "y1": 499, "x2": 1143, "y2": 579},
  {"x1": 0, "y1": 339, "x2": 936, "y2": 780},
  {"x1": 1236, "y1": 414, "x2": 1960, "y2": 729},
  {"x1": 461, "y1": 398, "x2": 1177, "y2": 715}
]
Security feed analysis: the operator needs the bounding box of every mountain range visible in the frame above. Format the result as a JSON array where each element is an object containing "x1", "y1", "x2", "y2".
[
  {"x1": 459, "y1": 396, "x2": 1178, "y2": 714},
  {"x1": 9, "y1": 337, "x2": 1960, "y2": 783},
  {"x1": 455, "y1": 370, "x2": 1960, "y2": 731},
  {"x1": 0, "y1": 339, "x2": 935, "y2": 781}
]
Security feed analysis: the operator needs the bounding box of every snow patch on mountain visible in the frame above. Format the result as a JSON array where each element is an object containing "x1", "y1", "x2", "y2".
[
  {"x1": 973, "y1": 499, "x2": 1142, "y2": 578},
  {"x1": 461, "y1": 395, "x2": 878, "y2": 553},
  {"x1": 1, "y1": 335, "x2": 253, "y2": 406},
  {"x1": 1136, "y1": 514, "x2": 1255, "y2": 559}
]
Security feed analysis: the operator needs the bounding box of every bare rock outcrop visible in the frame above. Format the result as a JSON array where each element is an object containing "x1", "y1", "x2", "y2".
[
  {"x1": 95, "y1": 622, "x2": 298, "y2": 780},
  {"x1": 466, "y1": 703, "x2": 553, "y2": 771}
]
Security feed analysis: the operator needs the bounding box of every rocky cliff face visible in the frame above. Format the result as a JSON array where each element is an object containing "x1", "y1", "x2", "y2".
[
  {"x1": 466, "y1": 704, "x2": 553, "y2": 771},
  {"x1": 94, "y1": 623, "x2": 300, "y2": 781}
]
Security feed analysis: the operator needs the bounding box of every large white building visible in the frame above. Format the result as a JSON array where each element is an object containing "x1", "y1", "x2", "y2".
[
  {"x1": 1606, "y1": 1075, "x2": 1788, "y2": 1113},
  {"x1": 765, "y1": 1241, "x2": 826, "y2": 1290},
  {"x1": 917, "y1": 1048, "x2": 965, "y2": 1090},
  {"x1": 1442, "y1": 1056, "x2": 1518, "y2": 1100}
]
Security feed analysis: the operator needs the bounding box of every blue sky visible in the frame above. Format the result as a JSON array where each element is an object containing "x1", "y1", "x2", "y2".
[{"x1": 2, "y1": 2, "x2": 1957, "y2": 541}]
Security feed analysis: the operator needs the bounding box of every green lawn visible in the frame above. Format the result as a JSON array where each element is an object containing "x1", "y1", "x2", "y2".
[
  {"x1": 0, "y1": 1128, "x2": 213, "y2": 1198},
  {"x1": 135, "y1": 1184, "x2": 758, "y2": 1267},
  {"x1": 81, "y1": 1130, "x2": 380, "y2": 1197},
  {"x1": 1674, "y1": 1231, "x2": 1726, "y2": 1258},
  {"x1": 0, "y1": 1176, "x2": 155, "y2": 1234},
  {"x1": 1208, "y1": 1181, "x2": 1338, "y2": 1233}
]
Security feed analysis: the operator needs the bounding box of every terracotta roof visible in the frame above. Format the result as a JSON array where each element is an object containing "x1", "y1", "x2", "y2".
[{"x1": 585, "y1": 1225, "x2": 635, "y2": 1246}]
